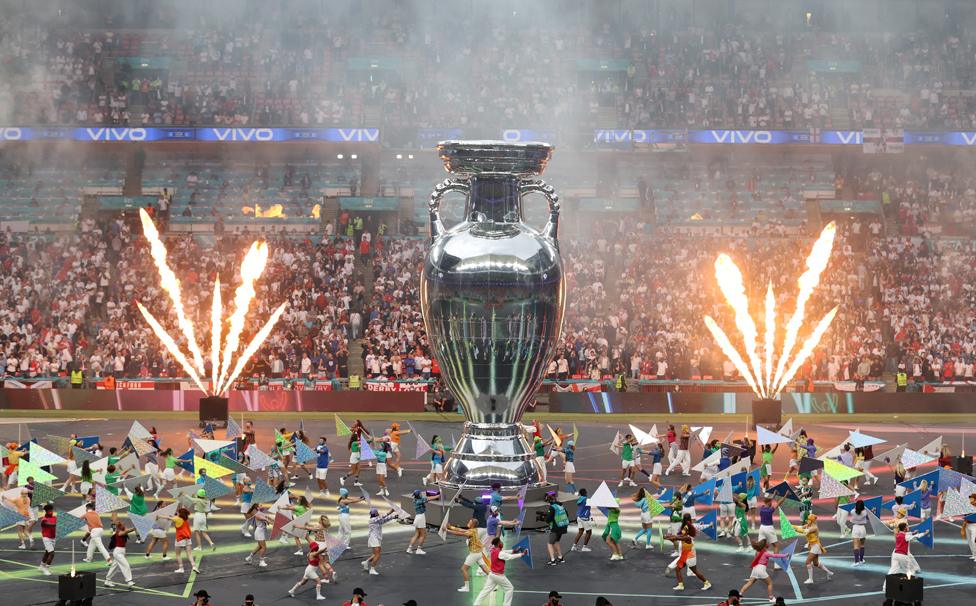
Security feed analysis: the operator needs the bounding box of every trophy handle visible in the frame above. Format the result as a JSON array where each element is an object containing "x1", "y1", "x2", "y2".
[
  {"x1": 428, "y1": 178, "x2": 470, "y2": 242},
  {"x1": 520, "y1": 180, "x2": 560, "y2": 243}
]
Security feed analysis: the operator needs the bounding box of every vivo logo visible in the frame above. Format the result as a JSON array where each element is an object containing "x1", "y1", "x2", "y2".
[
  {"x1": 834, "y1": 131, "x2": 862, "y2": 145},
  {"x1": 86, "y1": 128, "x2": 147, "y2": 141},
  {"x1": 710, "y1": 130, "x2": 773, "y2": 144},
  {"x1": 210, "y1": 128, "x2": 274, "y2": 141},
  {"x1": 337, "y1": 128, "x2": 379, "y2": 142},
  {"x1": 960, "y1": 132, "x2": 976, "y2": 146},
  {"x1": 0, "y1": 127, "x2": 23, "y2": 140},
  {"x1": 595, "y1": 129, "x2": 632, "y2": 143}
]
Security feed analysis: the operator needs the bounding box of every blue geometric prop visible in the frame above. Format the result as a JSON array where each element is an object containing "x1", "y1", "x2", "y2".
[
  {"x1": 251, "y1": 478, "x2": 278, "y2": 504},
  {"x1": 692, "y1": 479, "x2": 716, "y2": 506},
  {"x1": 294, "y1": 440, "x2": 317, "y2": 465},
  {"x1": 898, "y1": 470, "x2": 940, "y2": 494},
  {"x1": 176, "y1": 449, "x2": 194, "y2": 473},
  {"x1": 54, "y1": 512, "x2": 87, "y2": 540},
  {"x1": 225, "y1": 417, "x2": 242, "y2": 440},
  {"x1": 128, "y1": 512, "x2": 155, "y2": 542},
  {"x1": 201, "y1": 475, "x2": 234, "y2": 500},
  {"x1": 695, "y1": 510, "x2": 717, "y2": 540},
  {"x1": 773, "y1": 539, "x2": 798, "y2": 570},
  {"x1": 910, "y1": 517, "x2": 934, "y2": 549},
  {"x1": 767, "y1": 481, "x2": 801, "y2": 502},
  {"x1": 0, "y1": 507, "x2": 28, "y2": 529},
  {"x1": 511, "y1": 535, "x2": 533, "y2": 569},
  {"x1": 359, "y1": 436, "x2": 376, "y2": 461}
]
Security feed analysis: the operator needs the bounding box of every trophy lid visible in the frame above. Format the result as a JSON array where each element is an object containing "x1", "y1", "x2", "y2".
[{"x1": 437, "y1": 140, "x2": 553, "y2": 176}]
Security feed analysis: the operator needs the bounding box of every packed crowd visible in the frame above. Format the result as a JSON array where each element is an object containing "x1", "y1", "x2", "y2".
[
  {"x1": 2, "y1": 206, "x2": 975, "y2": 387},
  {"x1": 4, "y1": 3, "x2": 976, "y2": 131}
]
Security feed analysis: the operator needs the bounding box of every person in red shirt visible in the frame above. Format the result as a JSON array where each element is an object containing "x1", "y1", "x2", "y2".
[
  {"x1": 288, "y1": 541, "x2": 333, "y2": 601},
  {"x1": 341, "y1": 587, "x2": 368, "y2": 606},
  {"x1": 39, "y1": 504, "x2": 57, "y2": 575},
  {"x1": 473, "y1": 537, "x2": 526, "y2": 606}
]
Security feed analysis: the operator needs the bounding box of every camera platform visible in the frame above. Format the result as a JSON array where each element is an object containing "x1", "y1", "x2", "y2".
[{"x1": 399, "y1": 483, "x2": 578, "y2": 530}]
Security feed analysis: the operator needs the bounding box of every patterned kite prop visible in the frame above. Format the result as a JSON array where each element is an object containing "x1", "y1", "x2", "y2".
[{"x1": 55, "y1": 511, "x2": 88, "y2": 540}]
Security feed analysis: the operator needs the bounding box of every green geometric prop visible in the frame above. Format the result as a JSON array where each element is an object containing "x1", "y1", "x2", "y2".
[
  {"x1": 779, "y1": 507, "x2": 799, "y2": 539},
  {"x1": 55, "y1": 512, "x2": 88, "y2": 540},
  {"x1": 31, "y1": 483, "x2": 66, "y2": 506},
  {"x1": 17, "y1": 458, "x2": 57, "y2": 486},
  {"x1": 201, "y1": 475, "x2": 234, "y2": 500}
]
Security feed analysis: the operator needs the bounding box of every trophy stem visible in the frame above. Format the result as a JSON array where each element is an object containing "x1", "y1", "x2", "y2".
[{"x1": 441, "y1": 422, "x2": 544, "y2": 489}]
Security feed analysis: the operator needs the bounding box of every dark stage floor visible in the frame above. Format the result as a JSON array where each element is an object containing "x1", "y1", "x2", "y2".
[{"x1": 1, "y1": 415, "x2": 973, "y2": 606}]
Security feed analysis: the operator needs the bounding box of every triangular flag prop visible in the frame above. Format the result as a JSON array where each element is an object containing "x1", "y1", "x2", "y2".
[
  {"x1": 716, "y1": 480, "x2": 734, "y2": 503},
  {"x1": 861, "y1": 495, "x2": 884, "y2": 518},
  {"x1": 798, "y1": 457, "x2": 824, "y2": 475},
  {"x1": 0, "y1": 506, "x2": 28, "y2": 529},
  {"x1": 848, "y1": 430, "x2": 886, "y2": 449},
  {"x1": 692, "y1": 450, "x2": 721, "y2": 473},
  {"x1": 270, "y1": 490, "x2": 292, "y2": 514},
  {"x1": 628, "y1": 424, "x2": 656, "y2": 446},
  {"x1": 149, "y1": 503, "x2": 177, "y2": 529},
  {"x1": 437, "y1": 506, "x2": 451, "y2": 542},
  {"x1": 335, "y1": 415, "x2": 352, "y2": 437},
  {"x1": 773, "y1": 539, "x2": 798, "y2": 570},
  {"x1": 168, "y1": 485, "x2": 201, "y2": 499},
  {"x1": 819, "y1": 474, "x2": 856, "y2": 499},
  {"x1": 37, "y1": 435, "x2": 72, "y2": 456},
  {"x1": 270, "y1": 511, "x2": 292, "y2": 541},
  {"x1": 517, "y1": 484, "x2": 528, "y2": 511},
  {"x1": 116, "y1": 453, "x2": 139, "y2": 475},
  {"x1": 960, "y1": 478, "x2": 976, "y2": 499},
  {"x1": 31, "y1": 483, "x2": 66, "y2": 506},
  {"x1": 712, "y1": 459, "x2": 750, "y2": 482},
  {"x1": 128, "y1": 435, "x2": 156, "y2": 458},
  {"x1": 282, "y1": 510, "x2": 313, "y2": 538},
  {"x1": 691, "y1": 426, "x2": 713, "y2": 446},
  {"x1": 918, "y1": 436, "x2": 944, "y2": 458},
  {"x1": 546, "y1": 424, "x2": 563, "y2": 448},
  {"x1": 587, "y1": 481, "x2": 619, "y2": 508},
  {"x1": 938, "y1": 469, "x2": 975, "y2": 494},
  {"x1": 95, "y1": 485, "x2": 129, "y2": 513},
  {"x1": 695, "y1": 510, "x2": 717, "y2": 540},
  {"x1": 72, "y1": 446, "x2": 98, "y2": 465},
  {"x1": 647, "y1": 496, "x2": 666, "y2": 517},
  {"x1": 779, "y1": 508, "x2": 798, "y2": 539},
  {"x1": 176, "y1": 449, "x2": 194, "y2": 473},
  {"x1": 358, "y1": 485, "x2": 373, "y2": 508},
  {"x1": 225, "y1": 417, "x2": 242, "y2": 440},
  {"x1": 757, "y1": 426, "x2": 793, "y2": 446},
  {"x1": 252, "y1": 478, "x2": 278, "y2": 504},
  {"x1": 513, "y1": 508, "x2": 527, "y2": 543},
  {"x1": 74, "y1": 436, "x2": 99, "y2": 449},
  {"x1": 245, "y1": 445, "x2": 273, "y2": 470},
  {"x1": 201, "y1": 475, "x2": 234, "y2": 500},
  {"x1": 193, "y1": 456, "x2": 233, "y2": 480},
  {"x1": 359, "y1": 436, "x2": 376, "y2": 461},
  {"x1": 194, "y1": 439, "x2": 236, "y2": 454},
  {"x1": 29, "y1": 442, "x2": 66, "y2": 467},
  {"x1": 865, "y1": 509, "x2": 889, "y2": 536},
  {"x1": 383, "y1": 496, "x2": 411, "y2": 519},
  {"x1": 572, "y1": 423, "x2": 579, "y2": 445},
  {"x1": 415, "y1": 432, "x2": 432, "y2": 460},
  {"x1": 294, "y1": 440, "x2": 317, "y2": 465},
  {"x1": 900, "y1": 490, "x2": 922, "y2": 516},
  {"x1": 877, "y1": 443, "x2": 908, "y2": 465},
  {"x1": 327, "y1": 540, "x2": 348, "y2": 564},
  {"x1": 898, "y1": 470, "x2": 940, "y2": 494},
  {"x1": 128, "y1": 421, "x2": 153, "y2": 441},
  {"x1": 910, "y1": 517, "x2": 934, "y2": 549},
  {"x1": 767, "y1": 481, "x2": 801, "y2": 502},
  {"x1": 217, "y1": 455, "x2": 251, "y2": 474},
  {"x1": 511, "y1": 535, "x2": 533, "y2": 569},
  {"x1": 822, "y1": 459, "x2": 863, "y2": 482},
  {"x1": 777, "y1": 419, "x2": 794, "y2": 437},
  {"x1": 128, "y1": 512, "x2": 155, "y2": 542},
  {"x1": 609, "y1": 432, "x2": 622, "y2": 456},
  {"x1": 17, "y1": 458, "x2": 56, "y2": 486},
  {"x1": 942, "y1": 488, "x2": 976, "y2": 519},
  {"x1": 901, "y1": 448, "x2": 936, "y2": 470},
  {"x1": 55, "y1": 512, "x2": 87, "y2": 540},
  {"x1": 692, "y1": 479, "x2": 716, "y2": 506}
]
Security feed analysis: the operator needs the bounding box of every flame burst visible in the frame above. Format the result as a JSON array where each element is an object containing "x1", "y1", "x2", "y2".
[
  {"x1": 704, "y1": 222, "x2": 838, "y2": 398},
  {"x1": 137, "y1": 208, "x2": 286, "y2": 396}
]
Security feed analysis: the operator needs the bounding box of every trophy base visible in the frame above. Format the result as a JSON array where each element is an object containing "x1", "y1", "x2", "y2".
[
  {"x1": 401, "y1": 485, "x2": 577, "y2": 530},
  {"x1": 441, "y1": 422, "x2": 544, "y2": 489}
]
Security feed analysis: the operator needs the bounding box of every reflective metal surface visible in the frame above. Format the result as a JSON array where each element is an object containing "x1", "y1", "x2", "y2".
[{"x1": 422, "y1": 141, "x2": 565, "y2": 488}]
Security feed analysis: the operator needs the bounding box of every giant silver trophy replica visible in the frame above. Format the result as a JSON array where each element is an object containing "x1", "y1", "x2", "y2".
[{"x1": 421, "y1": 140, "x2": 565, "y2": 489}]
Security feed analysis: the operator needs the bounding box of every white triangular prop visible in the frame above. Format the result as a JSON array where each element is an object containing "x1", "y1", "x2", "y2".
[
  {"x1": 116, "y1": 453, "x2": 139, "y2": 475},
  {"x1": 282, "y1": 510, "x2": 313, "y2": 537},
  {"x1": 877, "y1": 443, "x2": 908, "y2": 465},
  {"x1": 692, "y1": 449, "x2": 722, "y2": 473},
  {"x1": 128, "y1": 421, "x2": 153, "y2": 441},
  {"x1": 628, "y1": 424, "x2": 657, "y2": 446},
  {"x1": 691, "y1": 426, "x2": 713, "y2": 446},
  {"x1": 89, "y1": 457, "x2": 109, "y2": 474},
  {"x1": 269, "y1": 490, "x2": 291, "y2": 514},
  {"x1": 757, "y1": 425, "x2": 793, "y2": 446},
  {"x1": 819, "y1": 442, "x2": 845, "y2": 461},
  {"x1": 609, "y1": 432, "x2": 622, "y2": 456},
  {"x1": 587, "y1": 481, "x2": 620, "y2": 509},
  {"x1": 194, "y1": 439, "x2": 236, "y2": 453},
  {"x1": 717, "y1": 480, "x2": 734, "y2": 503},
  {"x1": 819, "y1": 473, "x2": 855, "y2": 499},
  {"x1": 711, "y1": 459, "x2": 750, "y2": 482},
  {"x1": 865, "y1": 509, "x2": 889, "y2": 536},
  {"x1": 942, "y1": 488, "x2": 976, "y2": 519},
  {"x1": 29, "y1": 442, "x2": 66, "y2": 467},
  {"x1": 960, "y1": 478, "x2": 976, "y2": 500},
  {"x1": 847, "y1": 430, "x2": 886, "y2": 449},
  {"x1": 901, "y1": 448, "x2": 936, "y2": 470},
  {"x1": 777, "y1": 419, "x2": 794, "y2": 437},
  {"x1": 918, "y1": 436, "x2": 944, "y2": 458}
]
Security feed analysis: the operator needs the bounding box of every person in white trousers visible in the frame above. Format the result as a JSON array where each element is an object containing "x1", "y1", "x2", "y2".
[
  {"x1": 82, "y1": 503, "x2": 111, "y2": 563},
  {"x1": 665, "y1": 425, "x2": 692, "y2": 476},
  {"x1": 104, "y1": 522, "x2": 137, "y2": 587},
  {"x1": 960, "y1": 494, "x2": 976, "y2": 561},
  {"x1": 473, "y1": 537, "x2": 526, "y2": 606}
]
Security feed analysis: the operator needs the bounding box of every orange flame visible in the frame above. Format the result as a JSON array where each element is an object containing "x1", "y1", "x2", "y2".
[
  {"x1": 217, "y1": 302, "x2": 288, "y2": 394},
  {"x1": 216, "y1": 242, "x2": 268, "y2": 392},
  {"x1": 714, "y1": 254, "x2": 766, "y2": 398},
  {"x1": 764, "y1": 282, "x2": 776, "y2": 391},
  {"x1": 139, "y1": 209, "x2": 207, "y2": 374},
  {"x1": 136, "y1": 301, "x2": 209, "y2": 393},
  {"x1": 774, "y1": 306, "x2": 838, "y2": 394},
  {"x1": 210, "y1": 276, "x2": 222, "y2": 393},
  {"x1": 704, "y1": 315, "x2": 764, "y2": 398}
]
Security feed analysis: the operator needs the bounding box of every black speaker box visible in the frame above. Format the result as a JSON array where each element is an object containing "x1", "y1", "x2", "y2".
[
  {"x1": 752, "y1": 399, "x2": 782, "y2": 426},
  {"x1": 58, "y1": 571, "x2": 95, "y2": 601},
  {"x1": 952, "y1": 455, "x2": 973, "y2": 476},
  {"x1": 199, "y1": 396, "x2": 229, "y2": 426},
  {"x1": 885, "y1": 574, "x2": 923, "y2": 603}
]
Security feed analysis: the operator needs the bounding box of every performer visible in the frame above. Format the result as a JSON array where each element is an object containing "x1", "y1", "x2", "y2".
[
  {"x1": 959, "y1": 493, "x2": 976, "y2": 561},
  {"x1": 386, "y1": 423, "x2": 411, "y2": 478},
  {"x1": 848, "y1": 499, "x2": 869, "y2": 566},
  {"x1": 792, "y1": 514, "x2": 833, "y2": 584},
  {"x1": 446, "y1": 518, "x2": 485, "y2": 592},
  {"x1": 570, "y1": 488, "x2": 594, "y2": 552},
  {"x1": 3, "y1": 487, "x2": 33, "y2": 550},
  {"x1": 340, "y1": 430, "x2": 364, "y2": 487},
  {"x1": 533, "y1": 434, "x2": 553, "y2": 482},
  {"x1": 374, "y1": 442, "x2": 391, "y2": 496},
  {"x1": 337, "y1": 488, "x2": 365, "y2": 545},
  {"x1": 314, "y1": 437, "x2": 332, "y2": 496},
  {"x1": 603, "y1": 505, "x2": 623, "y2": 561},
  {"x1": 644, "y1": 439, "x2": 664, "y2": 489},
  {"x1": 144, "y1": 501, "x2": 170, "y2": 560},
  {"x1": 407, "y1": 489, "x2": 435, "y2": 555},
  {"x1": 172, "y1": 507, "x2": 199, "y2": 574},
  {"x1": 473, "y1": 537, "x2": 526, "y2": 606},
  {"x1": 157, "y1": 448, "x2": 178, "y2": 497},
  {"x1": 423, "y1": 435, "x2": 447, "y2": 485},
  {"x1": 361, "y1": 508, "x2": 398, "y2": 575},
  {"x1": 104, "y1": 522, "x2": 137, "y2": 588},
  {"x1": 918, "y1": 479, "x2": 933, "y2": 520},
  {"x1": 81, "y1": 502, "x2": 111, "y2": 563},
  {"x1": 61, "y1": 449, "x2": 80, "y2": 493},
  {"x1": 759, "y1": 444, "x2": 778, "y2": 491},
  {"x1": 756, "y1": 495, "x2": 785, "y2": 551},
  {"x1": 854, "y1": 447, "x2": 878, "y2": 486},
  {"x1": 664, "y1": 425, "x2": 678, "y2": 465},
  {"x1": 561, "y1": 439, "x2": 577, "y2": 494},
  {"x1": 886, "y1": 522, "x2": 927, "y2": 581},
  {"x1": 618, "y1": 434, "x2": 639, "y2": 487},
  {"x1": 739, "y1": 539, "x2": 790, "y2": 602},
  {"x1": 665, "y1": 425, "x2": 692, "y2": 477},
  {"x1": 664, "y1": 515, "x2": 712, "y2": 592},
  {"x1": 38, "y1": 504, "x2": 57, "y2": 575},
  {"x1": 632, "y1": 487, "x2": 655, "y2": 549},
  {"x1": 733, "y1": 492, "x2": 751, "y2": 551},
  {"x1": 288, "y1": 541, "x2": 333, "y2": 601},
  {"x1": 190, "y1": 489, "x2": 216, "y2": 551},
  {"x1": 835, "y1": 491, "x2": 852, "y2": 538},
  {"x1": 244, "y1": 504, "x2": 271, "y2": 568}
]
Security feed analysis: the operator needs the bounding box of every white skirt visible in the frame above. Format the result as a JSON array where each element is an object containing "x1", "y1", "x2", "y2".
[
  {"x1": 640, "y1": 512, "x2": 653, "y2": 525},
  {"x1": 375, "y1": 462, "x2": 387, "y2": 476},
  {"x1": 564, "y1": 462, "x2": 576, "y2": 474},
  {"x1": 750, "y1": 564, "x2": 769, "y2": 579},
  {"x1": 852, "y1": 525, "x2": 867, "y2": 539}
]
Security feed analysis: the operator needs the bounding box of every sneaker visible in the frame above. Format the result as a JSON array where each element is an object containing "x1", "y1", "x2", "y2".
[
  {"x1": 702, "y1": 581, "x2": 712, "y2": 591},
  {"x1": 769, "y1": 598, "x2": 776, "y2": 603},
  {"x1": 162, "y1": 554, "x2": 170, "y2": 560},
  {"x1": 736, "y1": 546, "x2": 745, "y2": 552},
  {"x1": 105, "y1": 581, "x2": 114, "y2": 587},
  {"x1": 422, "y1": 477, "x2": 428, "y2": 486},
  {"x1": 826, "y1": 570, "x2": 834, "y2": 580},
  {"x1": 339, "y1": 476, "x2": 346, "y2": 486},
  {"x1": 82, "y1": 558, "x2": 92, "y2": 563},
  {"x1": 294, "y1": 550, "x2": 304, "y2": 555},
  {"x1": 144, "y1": 553, "x2": 150, "y2": 559},
  {"x1": 673, "y1": 583, "x2": 684, "y2": 591},
  {"x1": 556, "y1": 557, "x2": 565, "y2": 564},
  {"x1": 570, "y1": 544, "x2": 578, "y2": 552},
  {"x1": 628, "y1": 480, "x2": 638, "y2": 487},
  {"x1": 212, "y1": 544, "x2": 217, "y2": 552},
  {"x1": 376, "y1": 490, "x2": 384, "y2": 496},
  {"x1": 670, "y1": 551, "x2": 679, "y2": 557},
  {"x1": 243, "y1": 531, "x2": 252, "y2": 538},
  {"x1": 126, "y1": 581, "x2": 136, "y2": 587},
  {"x1": 617, "y1": 481, "x2": 624, "y2": 487},
  {"x1": 644, "y1": 543, "x2": 653, "y2": 550},
  {"x1": 211, "y1": 505, "x2": 220, "y2": 511},
  {"x1": 288, "y1": 591, "x2": 296, "y2": 598},
  {"x1": 192, "y1": 568, "x2": 201, "y2": 574},
  {"x1": 258, "y1": 560, "x2": 268, "y2": 567},
  {"x1": 174, "y1": 568, "x2": 185, "y2": 574},
  {"x1": 415, "y1": 548, "x2": 426, "y2": 555},
  {"x1": 804, "y1": 579, "x2": 814, "y2": 585},
  {"x1": 325, "y1": 490, "x2": 332, "y2": 497},
  {"x1": 41, "y1": 566, "x2": 52, "y2": 576},
  {"x1": 547, "y1": 560, "x2": 557, "y2": 566},
  {"x1": 398, "y1": 468, "x2": 403, "y2": 478},
  {"x1": 369, "y1": 568, "x2": 379, "y2": 575},
  {"x1": 245, "y1": 554, "x2": 253, "y2": 563},
  {"x1": 353, "y1": 481, "x2": 363, "y2": 487},
  {"x1": 81, "y1": 540, "x2": 89, "y2": 547},
  {"x1": 361, "y1": 560, "x2": 369, "y2": 571},
  {"x1": 316, "y1": 595, "x2": 326, "y2": 601},
  {"x1": 406, "y1": 547, "x2": 414, "y2": 554},
  {"x1": 193, "y1": 546, "x2": 201, "y2": 551},
  {"x1": 17, "y1": 544, "x2": 25, "y2": 550},
  {"x1": 580, "y1": 546, "x2": 592, "y2": 552},
  {"x1": 457, "y1": 586, "x2": 470, "y2": 592}
]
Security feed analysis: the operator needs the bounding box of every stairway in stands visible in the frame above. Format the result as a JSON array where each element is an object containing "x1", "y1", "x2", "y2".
[{"x1": 346, "y1": 250, "x2": 376, "y2": 379}]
